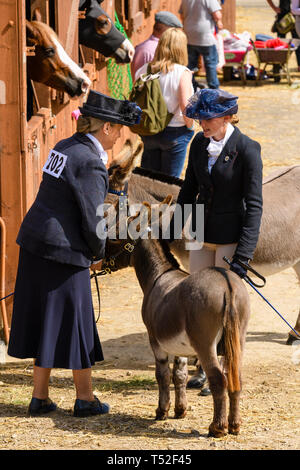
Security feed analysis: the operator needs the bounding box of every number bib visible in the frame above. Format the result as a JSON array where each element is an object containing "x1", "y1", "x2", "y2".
[{"x1": 43, "y1": 150, "x2": 68, "y2": 178}]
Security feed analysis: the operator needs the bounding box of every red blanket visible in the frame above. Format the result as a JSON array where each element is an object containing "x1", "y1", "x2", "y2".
[{"x1": 254, "y1": 38, "x2": 289, "y2": 49}]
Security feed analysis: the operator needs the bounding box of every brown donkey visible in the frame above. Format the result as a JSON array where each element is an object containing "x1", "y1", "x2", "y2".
[{"x1": 104, "y1": 199, "x2": 250, "y2": 437}]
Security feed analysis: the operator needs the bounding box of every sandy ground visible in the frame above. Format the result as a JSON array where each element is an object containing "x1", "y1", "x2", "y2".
[{"x1": 0, "y1": 0, "x2": 299, "y2": 452}]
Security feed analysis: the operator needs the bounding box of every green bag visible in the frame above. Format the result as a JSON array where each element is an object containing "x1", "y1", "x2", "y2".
[
  {"x1": 129, "y1": 65, "x2": 173, "y2": 136},
  {"x1": 273, "y1": 12, "x2": 295, "y2": 35}
]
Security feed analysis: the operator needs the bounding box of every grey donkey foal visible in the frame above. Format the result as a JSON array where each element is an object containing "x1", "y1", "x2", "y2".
[{"x1": 104, "y1": 197, "x2": 251, "y2": 437}]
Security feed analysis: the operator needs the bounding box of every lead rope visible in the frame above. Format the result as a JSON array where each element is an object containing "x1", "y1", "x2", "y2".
[
  {"x1": 93, "y1": 274, "x2": 101, "y2": 323},
  {"x1": 223, "y1": 256, "x2": 300, "y2": 339}
]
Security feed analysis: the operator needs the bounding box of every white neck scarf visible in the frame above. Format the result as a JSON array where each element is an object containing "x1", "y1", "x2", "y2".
[
  {"x1": 207, "y1": 123, "x2": 235, "y2": 157},
  {"x1": 86, "y1": 133, "x2": 108, "y2": 166}
]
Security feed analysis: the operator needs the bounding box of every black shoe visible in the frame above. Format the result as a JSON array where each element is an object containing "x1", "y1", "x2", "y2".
[
  {"x1": 28, "y1": 397, "x2": 57, "y2": 416},
  {"x1": 199, "y1": 386, "x2": 211, "y2": 396},
  {"x1": 73, "y1": 395, "x2": 110, "y2": 417},
  {"x1": 286, "y1": 333, "x2": 300, "y2": 345},
  {"x1": 187, "y1": 368, "x2": 207, "y2": 389}
]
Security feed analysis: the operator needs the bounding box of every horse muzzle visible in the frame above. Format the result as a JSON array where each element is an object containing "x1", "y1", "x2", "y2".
[
  {"x1": 113, "y1": 39, "x2": 135, "y2": 64},
  {"x1": 65, "y1": 77, "x2": 90, "y2": 97},
  {"x1": 113, "y1": 48, "x2": 131, "y2": 64}
]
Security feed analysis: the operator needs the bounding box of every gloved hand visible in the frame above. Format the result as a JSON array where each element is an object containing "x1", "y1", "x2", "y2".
[{"x1": 230, "y1": 256, "x2": 249, "y2": 279}]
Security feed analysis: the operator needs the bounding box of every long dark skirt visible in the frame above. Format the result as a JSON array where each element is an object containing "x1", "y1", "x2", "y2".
[{"x1": 8, "y1": 248, "x2": 104, "y2": 369}]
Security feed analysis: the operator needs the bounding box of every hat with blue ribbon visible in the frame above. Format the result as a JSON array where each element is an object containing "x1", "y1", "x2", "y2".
[
  {"x1": 79, "y1": 90, "x2": 142, "y2": 127},
  {"x1": 184, "y1": 89, "x2": 238, "y2": 120}
]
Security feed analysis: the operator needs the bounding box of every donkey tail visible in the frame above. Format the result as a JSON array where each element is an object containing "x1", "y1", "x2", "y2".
[{"x1": 223, "y1": 286, "x2": 241, "y2": 393}]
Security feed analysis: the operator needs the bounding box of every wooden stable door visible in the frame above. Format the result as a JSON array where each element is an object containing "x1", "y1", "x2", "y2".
[
  {"x1": 55, "y1": 0, "x2": 79, "y2": 63},
  {"x1": 26, "y1": 0, "x2": 81, "y2": 213},
  {"x1": 0, "y1": 0, "x2": 26, "y2": 326}
]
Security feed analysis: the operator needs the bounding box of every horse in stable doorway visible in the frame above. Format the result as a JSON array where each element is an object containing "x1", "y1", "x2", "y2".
[
  {"x1": 26, "y1": 1, "x2": 134, "y2": 117},
  {"x1": 26, "y1": 0, "x2": 134, "y2": 95},
  {"x1": 26, "y1": 19, "x2": 92, "y2": 98}
]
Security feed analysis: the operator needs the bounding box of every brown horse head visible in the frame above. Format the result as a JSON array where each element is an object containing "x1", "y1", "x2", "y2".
[{"x1": 26, "y1": 20, "x2": 91, "y2": 97}]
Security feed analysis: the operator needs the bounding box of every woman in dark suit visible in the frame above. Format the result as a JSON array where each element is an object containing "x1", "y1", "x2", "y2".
[
  {"x1": 172, "y1": 88, "x2": 263, "y2": 389},
  {"x1": 175, "y1": 88, "x2": 263, "y2": 276},
  {"x1": 7, "y1": 90, "x2": 141, "y2": 416}
]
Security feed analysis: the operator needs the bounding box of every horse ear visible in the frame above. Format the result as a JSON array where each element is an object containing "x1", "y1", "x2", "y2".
[
  {"x1": 32, "y1": 7, "x2": 43, "y2": 22},
  {"x1": 95, "y1": 15, "x2": 112, "y2": 35},
  {"x1": 26, "y1": 20, "x2": 40, "y2": 45}
]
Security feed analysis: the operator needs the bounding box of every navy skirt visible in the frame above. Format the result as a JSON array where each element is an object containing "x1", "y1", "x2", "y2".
[{"x1": 8, "y1": 248, "x2": 104, "y2": 369}]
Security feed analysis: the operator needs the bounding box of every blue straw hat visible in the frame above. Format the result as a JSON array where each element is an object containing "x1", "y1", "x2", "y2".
[{"x1": 184, "y1": 89, "x2": 238, "y2": 120}]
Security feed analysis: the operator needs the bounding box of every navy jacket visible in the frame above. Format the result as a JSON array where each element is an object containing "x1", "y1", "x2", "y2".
[
  {"x1": 176, "y1": 126, "x2": 263, "y2": 260},
  {"x1": 17, "y1": 133, "x2": 109, "y2": 268}
]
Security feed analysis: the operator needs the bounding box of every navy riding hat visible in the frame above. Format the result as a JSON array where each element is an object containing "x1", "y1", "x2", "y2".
[
  {"x1": 79, "y1": 90, "x2": 142, "y2": 126},
  {"x1": 184, "y1": 89, "x2": 238, "y2": 120}
]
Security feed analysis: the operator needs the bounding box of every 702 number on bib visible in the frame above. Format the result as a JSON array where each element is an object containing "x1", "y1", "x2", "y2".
[{"x1": 43, "y1": 150, "x2": 68, "y2": 178}]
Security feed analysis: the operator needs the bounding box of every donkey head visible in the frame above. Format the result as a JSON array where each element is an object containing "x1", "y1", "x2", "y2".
[
  {"x1": 26, "y1": 20, "x2": 91, "y2": 97},
  {"x1": 103, "y1": 195, "x2": 173, "y2": 273},
  {"x1": 79, "y1": 0, "x2": 135, "y2": 63}
]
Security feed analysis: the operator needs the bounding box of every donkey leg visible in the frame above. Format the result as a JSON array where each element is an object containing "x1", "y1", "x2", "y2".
[
  {"x1": 172, "y1": 356, "x2": 188, "y2": 419},
  {"x1": 200, "y1": 355, "x2": 228, "y2": 438},
  {"x1": 150, "y1": 339, "x2": 171, "y2": 420},
  {"x1": 228, "y1": 382, "x2": 242, "y2": 435},
  {"x1": 287, "y1": 262, "x2": 300, "y2": 345},
  {"x1": 155, "y1": 355, "x2": 171, "y2": 420},
  {"x1": 224, "y1": 353, "x2": 242, "y2": 435}
]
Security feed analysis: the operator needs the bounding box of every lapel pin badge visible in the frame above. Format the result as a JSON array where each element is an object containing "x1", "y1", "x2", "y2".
[{"x1": 224, "y1": 156, "x2": 230, "y2": 162}]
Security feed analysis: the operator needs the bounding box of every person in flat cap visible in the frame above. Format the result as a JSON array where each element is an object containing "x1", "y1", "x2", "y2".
[
  {"x1": 8, "y1": 90, "x2": 141, "y2": 417},
  {"x1": 168, "y1": 88, "x2": 263, "y2": 390},
  {"x1": 131, "y1": 11, "x2": 183, "y2": 79}
]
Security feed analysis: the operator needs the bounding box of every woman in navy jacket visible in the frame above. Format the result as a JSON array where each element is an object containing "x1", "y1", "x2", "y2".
[
  {"x1": 8, "y1": 90, "x2": 141, "y2": 417},
  {"x1": 171, "y1": 88, "x2": 263, "y2": 389},
  {"x1": 175, "y1": 88, "x2": 263, "y2": 275}
]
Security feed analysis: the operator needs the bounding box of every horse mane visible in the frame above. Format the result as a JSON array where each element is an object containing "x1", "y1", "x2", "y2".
[
  {"x1": 30, "y1": 20, "x2": 61, "y2": 45},
  {"x1": 133, "y1": 167, "x2": 183, "y2": 187}
]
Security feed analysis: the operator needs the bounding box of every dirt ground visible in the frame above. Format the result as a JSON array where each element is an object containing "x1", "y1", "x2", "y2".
[{"x1": 0, "y1": 0, "x2": 299, "y2": 452}]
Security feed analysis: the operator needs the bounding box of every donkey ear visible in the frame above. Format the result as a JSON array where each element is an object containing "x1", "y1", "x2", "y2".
[
  {"x1": 160, "y1": 195, "x2": 173, "y2": 207},
  {"x1": 142, "y1": 201, "x2": 152, "y2": 223},
  {"x1": 108, "y1": 140, "x2": 142, "y2": 188}
]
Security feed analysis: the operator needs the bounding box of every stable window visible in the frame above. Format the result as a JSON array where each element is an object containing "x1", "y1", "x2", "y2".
[{"x1": 115, "y1": 0, "x2": 144, "y2": 35}]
